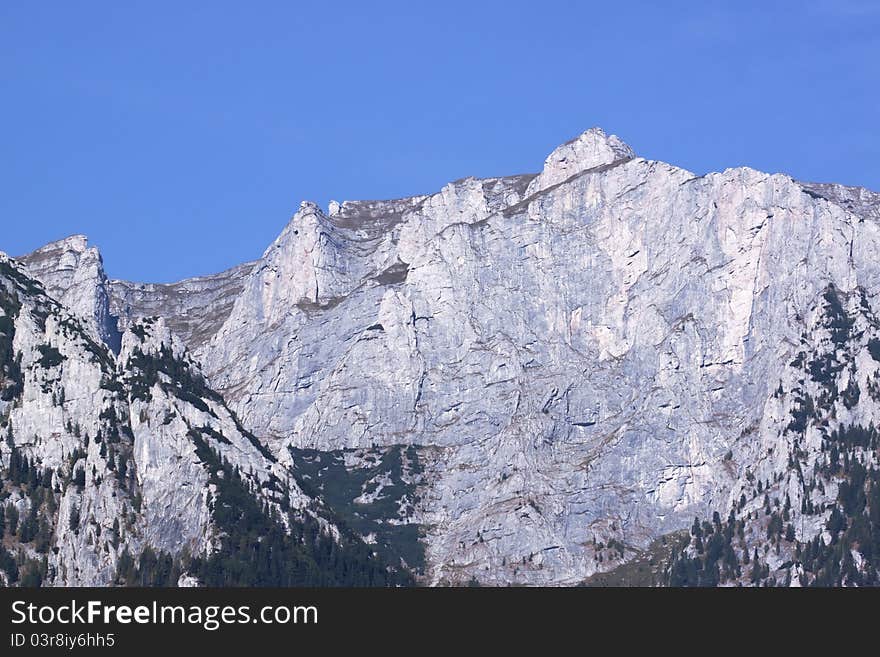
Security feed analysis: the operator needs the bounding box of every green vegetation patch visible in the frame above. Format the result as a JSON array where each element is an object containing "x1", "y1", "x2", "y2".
[{"x1": 288, "y1": 444, "x2": 426, "y2": 573}]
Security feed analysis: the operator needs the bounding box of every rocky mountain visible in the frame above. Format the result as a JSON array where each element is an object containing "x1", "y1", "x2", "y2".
[
  {"x1": 19, "y1": 235, "x2": 121, "y2": 353},
  {"x1": 2, "y1": 127, "x2": 879, "y2": 586},
  {"x1": 0, "y1": 256, "x2": 409, "y2": 586}
]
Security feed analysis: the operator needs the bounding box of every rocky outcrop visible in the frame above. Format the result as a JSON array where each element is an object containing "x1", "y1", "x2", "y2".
[
  {"x1": 525, "y1": 126, "x2": 634, "y2": 194},
  {"x1": 0, "y1": 256, "x2": 375, "y2": 586},
  {"x1": 653, "y1": 284, "x2": 880, "y2": 586},
  {"x1": 1, "y1": 253, "x2": 134, "y2": 584},
  {"x1": 18, "y1": 235, "x2": 121, "y2": 353},
  {"x1": 109, "y1": 261, "x2": 256, "y2": 352}
]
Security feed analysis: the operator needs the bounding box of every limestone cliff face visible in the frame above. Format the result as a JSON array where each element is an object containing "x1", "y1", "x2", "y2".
[
  {"x1": 0, "y1": 257, "x2": 312, "y2": 585},
  {"x1": 194, "y1": 128, "x2": 880, "y2": 584},
  {"x1": 7, "y1": 127, "x2": 880, "y2": 585},
  {"x1": 19, "y1": 235, "x2": 121, "y2": 353},
  {"x1": 1, "y1": 254, "x2": 128, "y2": 584},
  {"x1": 110, "y1": 261, "x2": 255, "y2": 350}
]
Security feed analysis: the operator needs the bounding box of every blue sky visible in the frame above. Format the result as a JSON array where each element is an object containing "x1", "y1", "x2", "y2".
[{"x1": 2, "y1": 1, "x2": 878, "y2": 282}]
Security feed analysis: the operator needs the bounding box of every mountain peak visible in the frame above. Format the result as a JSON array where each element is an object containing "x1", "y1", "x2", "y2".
[
  {"x1": 528, "y1": 127, "x2": 635, "y2": 194},
  {"x1": 558, "y1": 126, "x2": 634, "y2": 161},
  {"x1": 18, "y1": 233, "x2": 121, "y2": 353},
  {"x1": 28, "y1": 234, "x2": 92, "y2": 256}
]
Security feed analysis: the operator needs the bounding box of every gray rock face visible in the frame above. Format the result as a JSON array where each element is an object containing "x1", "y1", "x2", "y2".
[
  {"x1": 525, "y1": 126, "x2": 634, "y2": 194},
  {"x1": 8, "y1": 127, "x2": 880, "y2": 585},
  {"x1": 18, "y1": 235, "x2": 121, "y2": 353},
  {"x1": 0, "y1": 256, "x2": 311, "y2": 585},
  {"x1": 110, "y1": 261, "x2": 256, "y2": 352},
  {"x1": 196, "y1": 129, "x2": 880, "y2": 584},
  {"x1": 656, "y1": 283, "x2": 880, "y2": 586},
  {"x1": 1, "y1": 253, "x2": 128, "y2": 584}
]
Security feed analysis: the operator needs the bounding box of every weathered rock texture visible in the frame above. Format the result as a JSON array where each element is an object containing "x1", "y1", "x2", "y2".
[{"x1": 6, "y1": 127, "x2": 880, "y2": 585}]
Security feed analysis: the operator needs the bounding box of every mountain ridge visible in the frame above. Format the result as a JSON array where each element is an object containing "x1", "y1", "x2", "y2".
[
  {"x1": 4, "y1": 126, "x2": 880, "y2": 586},
  {"x1": 16, "y1": 125, "x2": 880, "y2": 298}
]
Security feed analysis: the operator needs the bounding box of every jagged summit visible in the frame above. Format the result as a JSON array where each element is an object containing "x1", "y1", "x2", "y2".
[
  {"x1": 527, "y1": 127, "x2": 635, "y2": 194},
  {"x1": 17, "y1": 232, "x2": 121, "y2": 353},
  {"x1": 23, "y1": 233, "x2": 91, "y2": 255},
  {"x1": 556, "y1": 126, "x2": 635, "y2": 163},
  {"x1": 321, "y1": 128, "x2": 633, "y2": 233}
]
